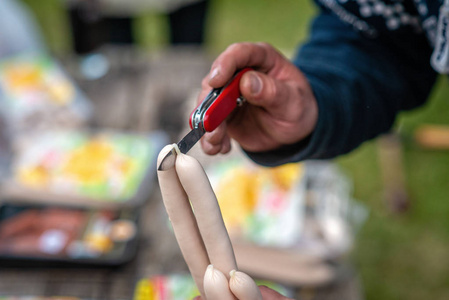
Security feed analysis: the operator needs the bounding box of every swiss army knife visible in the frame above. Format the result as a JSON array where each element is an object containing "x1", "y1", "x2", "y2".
[{"x1": 158, "y1": 67, "x2": 252, "y2": 170}]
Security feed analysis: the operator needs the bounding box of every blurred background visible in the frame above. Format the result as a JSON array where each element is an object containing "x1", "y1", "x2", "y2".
[{"x1": 1, "y1": 0, "x2": 449, "y2": 300}]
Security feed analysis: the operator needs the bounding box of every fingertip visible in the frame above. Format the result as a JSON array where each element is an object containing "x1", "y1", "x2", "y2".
[
  {"x1": 201, "y1": 139, "x2": 221, "y2": 155},
  {"x1": 208, "y1": 66, "x2": 227, "y2": 87},
  {"x1": 209, "y1": 67, "x2": 220, "y2": 81},
  {"x1": 204, "y1": 126, "x2": 226, "y2": 144},
  {"x1": 202, "y1": 128, "x2": 230, "y2": 155},
  {"x1": 259, "y1": 285, "x2": 292, "y2": 299},
  {"x1": 208, "y1": 57, "x2": 240, "y2": 87},
  {"x1": 258, "y1": 285, "x2": 270, "y2": 292},
  {"x1": 219, "y1": 136, "x2": 231, "y2": 154}
]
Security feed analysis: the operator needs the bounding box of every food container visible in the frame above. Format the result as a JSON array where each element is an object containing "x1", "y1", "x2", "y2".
[
  {"x1": 0, "y1": 297, "x2": 88, "y2": 300},
  {"x1": 0, "y1": 202, "x2": 139, "y2": 266},
  {"x1": 205, "y1": 158, "x2": 368, "y2": 287},
  {"x1": 0, "y1": 129, "x2": 167, "y2": 209},
  {"x1": 0, "y1": 53, "x2": 92, "y2": 136}
]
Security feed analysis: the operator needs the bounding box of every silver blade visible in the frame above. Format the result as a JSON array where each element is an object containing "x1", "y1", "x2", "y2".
[{"x1": 157, "y1": 127, "x2": 205, "y2": 171}]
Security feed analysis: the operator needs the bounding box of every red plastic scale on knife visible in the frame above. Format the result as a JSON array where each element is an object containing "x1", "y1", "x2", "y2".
[{"x1": 158, "y1": 67, "x2": 252, "y2": 170}]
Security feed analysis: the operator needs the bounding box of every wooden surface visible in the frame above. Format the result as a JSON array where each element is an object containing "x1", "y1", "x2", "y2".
[{"x1": 0, "y1": 46, "x2": 363, "y2": 300}]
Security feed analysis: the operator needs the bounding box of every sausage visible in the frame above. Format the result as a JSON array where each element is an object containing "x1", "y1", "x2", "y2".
[
  {"x1": 159, "y1": 146, "x2": 263, "y2": 299},
  {"x1": 175, "y1": 152, "x2": 237, "y2": 278},
  {"x1": 229, "y1": 270, "x2": 262, "y2": 300},
  {"x1": 157, "y1": 145, "x2": 209, "y2": 297},
  {"x1": 203, "y1": 264, "x2": 236, "y2": 300}
]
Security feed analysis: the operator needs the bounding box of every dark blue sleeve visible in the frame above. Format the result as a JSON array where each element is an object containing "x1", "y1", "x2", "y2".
[{"x1": 245, "y1": 9, "x2": 437, "y2": 167}]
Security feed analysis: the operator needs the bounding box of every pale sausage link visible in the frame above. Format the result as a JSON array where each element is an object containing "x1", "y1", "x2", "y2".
[
  {"x1": 158, "y1": 145, "x2": 262, "y2": 300},
  {"x1": 204, "y1": 265, "x2": 236, "y2": 300},
  {"x1": 175, "y1": 152, "x2": 238, "y2": 278},
  {"x1": 229, "y1": 270, "x2": 263, "y2": 300},
  {"x1": 157, "y1": 145, "x2": 209, "y2": 298}
]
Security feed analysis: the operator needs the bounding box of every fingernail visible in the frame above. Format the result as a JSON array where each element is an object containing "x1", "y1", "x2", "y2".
[
  {"x1": 250, "y1": 74, "x2": 262, "y2": 95},
  {"x1": 210, "y1": 67, "x2": 220, "y2": 81}
]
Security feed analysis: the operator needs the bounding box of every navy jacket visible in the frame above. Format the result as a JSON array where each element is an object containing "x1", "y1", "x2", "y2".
[{"x1": 246, "y1": 0, "x2": 441, "y2": 166}]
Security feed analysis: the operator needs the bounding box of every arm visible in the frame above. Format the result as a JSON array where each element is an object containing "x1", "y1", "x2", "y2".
[
  {"x1": 245, "y1": 9, "x2": 437, "y2": 166},
  {"x1": 199, "y1": 5, "x2": 437, "y2": 166}
]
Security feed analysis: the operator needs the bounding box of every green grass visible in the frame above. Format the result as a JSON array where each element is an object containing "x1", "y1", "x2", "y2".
[
  {"x1": 338, "y1": 77, "x2": 449, "y2": 300},
  {"x1": 205, "y1": 2, "x2": 449, "y2": 299},
  {"x1": 23, "y1": 1, "x2": 449, "y2": 299},
  {"x1": 205, "y1": 0, "x2": 316, "y2": 54},
  {"x1": 134, "y1": 0, "x2": 316, "y2": 56}
]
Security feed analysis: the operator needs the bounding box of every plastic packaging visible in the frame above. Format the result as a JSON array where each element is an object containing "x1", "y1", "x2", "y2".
[
  {"x1": 0, "y1": 202, "x2": 139, "y2": 266},
  {"x1": 2, "y1": 130, "x2": 167, "y2": 209}
]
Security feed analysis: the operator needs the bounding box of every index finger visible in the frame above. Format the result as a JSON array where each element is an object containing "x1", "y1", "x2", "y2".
[{"x1": 208, "y1": 42, "x2": 278, "y2": 88}]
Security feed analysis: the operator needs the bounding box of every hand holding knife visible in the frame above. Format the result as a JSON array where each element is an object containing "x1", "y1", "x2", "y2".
[{"x1": 158, "y1": 67, "x2": 252, "y2": 171}]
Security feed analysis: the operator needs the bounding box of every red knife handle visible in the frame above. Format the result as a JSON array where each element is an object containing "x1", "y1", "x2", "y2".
[{"x1": 189, "y1": 67, "x2": 252, "y2": 132}]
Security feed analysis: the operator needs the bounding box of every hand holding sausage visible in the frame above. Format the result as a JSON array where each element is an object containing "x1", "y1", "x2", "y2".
[
  {"x1": 193, "y1": 285, "x2": 293, "y2": 300},
  {"x1": 202, "y1": 265, "x2": 294, "y2": 300},
  {"x1": 194, "y1": 277, "x2": 294, "y2": 300},
  {"x1": 199, "y1": 42, "x2": 318, "y2": 155}
]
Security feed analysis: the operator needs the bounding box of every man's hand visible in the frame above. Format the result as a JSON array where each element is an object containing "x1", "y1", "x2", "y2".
[
  {"x1": 193, "y1": 285, "x2": 294, "y2": 300},
  {"x1": 259, "y1": 286, "x2": 295, "y2": 300},
  {"x1": 199, "y1": 42, "x2": 318, "y2": 155}
]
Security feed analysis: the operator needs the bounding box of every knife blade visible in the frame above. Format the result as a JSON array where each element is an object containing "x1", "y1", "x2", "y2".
[
  {"x1": 157, "y1": 67, "x2": 252, "y2": 171},
  {"x1": 157, "y1": 128, "x2": 205, "y2": 170}
]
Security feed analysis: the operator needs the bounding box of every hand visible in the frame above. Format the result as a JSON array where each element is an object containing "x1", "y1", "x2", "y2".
[
  {"x1": 192, "y1": 265, "x2": 294, "y2": 300},
  {"x1": 259, "y1": 285, "x2": 295, "y2": 300},
  {"x1": 198, "y1": 42, "x2": 318, "y2": 155},
  {"x1": 193, "y1": 285, "x2": 294, "y2": 300}
]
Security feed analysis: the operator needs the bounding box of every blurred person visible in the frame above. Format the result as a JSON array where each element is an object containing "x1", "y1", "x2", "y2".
[
  {"x1": 67, "y1": 0, "x2": 209, "y2": 54},
  {"x1": 193, "y1": 285, "x2": 292, "y2": 300},
  {"x1": 199, "y1": 0, "x2": 440, "y2": 168},
  {"x1": 168, "y1": 0, "x2": 209, "y2": 45}
]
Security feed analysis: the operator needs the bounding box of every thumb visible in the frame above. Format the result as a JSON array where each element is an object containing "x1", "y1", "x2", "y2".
[
  {"x1": 259, "y1": 285, "x2": 294, "y2": 300},
  {"x1": 239, "y1": 71, "x2": 301, "y2": 121}
]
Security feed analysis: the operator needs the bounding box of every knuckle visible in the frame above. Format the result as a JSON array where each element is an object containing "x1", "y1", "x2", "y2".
[
  {"x1": 256, "y1": 42, "x2": 279, "y2": 62},
  {"x1": 264, "y1": 77, "x2": 278, "y2": 101},
  {"x1": 226, "y1": 42, "x2": 244, "y2": 52},
  {"x1": 256, "y1": 42, "x2": 271, "y2": 49},
  {"x1": 226, "y1": 42, "x2": 254, "y2": 54},
  {"x1": 256, "y1": 42, "x2": 274, "y2": 55}
]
